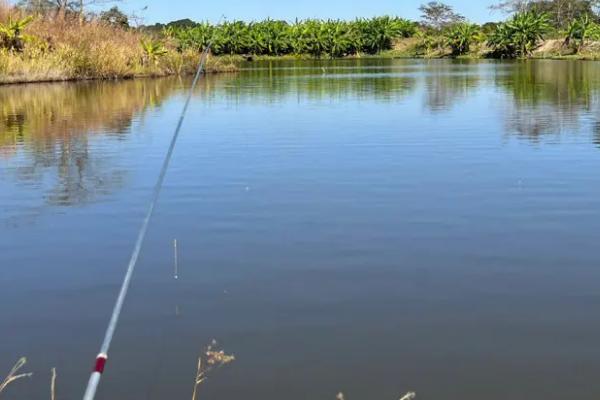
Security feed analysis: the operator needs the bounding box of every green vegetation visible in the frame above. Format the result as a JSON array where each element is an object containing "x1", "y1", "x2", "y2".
[
  {"x1": 0, "y1": 15, "x2": 32, "y2": 50},
  {"x1": 564, "y1": 14, "x2": 600, "y2": 51},
  {"x1": 445, "y1": 23, "x2": 481, "y2": 56},
  {"x1": 487, "y1": 10, "x2": 551, "y2": 58},
  {"x1": 141, "y1": 38, "x2": 168, "y2": 65},
  {"x1": 163, "y1": 17, "x2": 417, "y2": 58}
]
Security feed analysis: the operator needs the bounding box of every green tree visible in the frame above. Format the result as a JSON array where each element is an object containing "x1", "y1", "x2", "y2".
[
  {"x1": 491, "y1": 0, "x2": 600, "y2": 28},
  {"x1": 488, "y1": 10, "x2": 551, "y2": 57},
  {"x1": 445, "y1": 23, "x2": 481, "y2": 56},
  {"x1": 163, "y1": 16, "x2": 417, "y2": 58},
  {"x1": 564, "y1": 13, "x2": 599, "y2": 51}
]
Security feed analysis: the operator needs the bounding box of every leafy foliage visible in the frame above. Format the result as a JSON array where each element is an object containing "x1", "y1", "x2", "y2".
[
  {"x1": 165, "y1": 17, "x2": 417, "y2": 58},
  {"x1": 445, "y1": 23, "x2": 481, "y2": 55},
  {"x1": 0, "y1": 15, "x2": 33, "y2": 51},
  {"x1": 488, "y1": 10, "x2": 551, "y2": 57},
  {"x1": 564, "y1": 14, "x2": 600, "y2": 51},
  {"x1": 140, "y1": 39, "x2": 168, "y2": 65}
]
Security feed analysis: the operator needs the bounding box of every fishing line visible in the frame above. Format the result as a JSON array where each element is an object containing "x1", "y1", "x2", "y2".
[{"x1": 82, "y1": 26, "x2": 223, "y2": 400}]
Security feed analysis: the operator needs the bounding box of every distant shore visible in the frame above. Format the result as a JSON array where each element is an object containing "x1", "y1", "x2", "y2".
[
  {"x1": 3, "y1": 4, "x2": 600, "y2": 86},
  {"x1": 5, "y1": 44, "x2": 600, "y2": 86}
]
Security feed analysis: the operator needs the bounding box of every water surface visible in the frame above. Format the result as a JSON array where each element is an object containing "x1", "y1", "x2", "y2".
[{"x1": 2, "y1": 59, "x2": 600, "y2": 399}]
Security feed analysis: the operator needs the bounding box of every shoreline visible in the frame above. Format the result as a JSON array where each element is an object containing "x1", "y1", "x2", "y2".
[
  {"x1": 3, "y1": 52, "x2": 600, "y2": 87},
  {"x1": 0, "y1": 56, "x2": 240, "y2": 86},
  {"x1": 0, "y1": 68, "x2": 235, "y2": 86}
]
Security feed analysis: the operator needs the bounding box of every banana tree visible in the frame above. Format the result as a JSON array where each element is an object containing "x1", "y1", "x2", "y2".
[
  {"x1": 323, "y1": 20, "x2": 353, "y2": 58},
  {"x1": 296, "y1": 20, "x2": 327, "y2": 57},
  {"x1": 488, "y1": 10, "x2": 550, "y2": 58},
  {"x1": 257, "y1": 19, "x2": 291, "y2": 56},
  {"x1": 0, "y1": 16, "x2": 34, "y2": 51},
  {"x1": 215, "y1": 21, "x2": 250, "y2": 55},
  {"x1": 507, "y1": 10, "x2": 550, "y2": 57},
  {"x1": 564, "y1": 14, "x2": 598, "y2": 53},
  {"x1": 445, "y1": 23, "x2": 481, "y2": 56},
  {"x1": 141, "y1": 39, "x2": 168, "y2": 66}
]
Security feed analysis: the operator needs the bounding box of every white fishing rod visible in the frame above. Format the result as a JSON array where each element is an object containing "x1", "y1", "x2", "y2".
[{"x1": 82, "y1": 32, "x2": 220, "y2": 400}]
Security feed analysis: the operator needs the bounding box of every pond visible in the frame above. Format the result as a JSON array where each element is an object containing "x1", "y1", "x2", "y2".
[{"x1": 2, "y1": 59, "x2": 600, "y2": 400}]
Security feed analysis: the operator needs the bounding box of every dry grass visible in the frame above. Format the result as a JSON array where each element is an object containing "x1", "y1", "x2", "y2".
[
  {"x1": 400, "y1": 393, "x2": 417, "y2": 400},
  {"x1": 50, "y1": 368, "x2": 56, "y2": 400},
  {"x1": 192, "y1": 340, "x2": 236, "y2": 400},
  {"x1": 0, "y1": 358, "x2": 33, "y2": 395},
  {"x1": 0, "y1": 7, "x2": 238, "y2": 85},
  {"x1": 0, "y1": 0, "x2": 10, "y2": 21},
  {"x1": 2, "y1": 352, "x2": 415, "y2": 400}
]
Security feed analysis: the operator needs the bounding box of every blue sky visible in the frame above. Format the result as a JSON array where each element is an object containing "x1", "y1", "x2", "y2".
[{"x1": 115, "y1": 0, "x2": 503, "y2": 25}]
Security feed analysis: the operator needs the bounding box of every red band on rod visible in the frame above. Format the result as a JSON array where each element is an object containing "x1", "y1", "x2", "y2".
[{"x1": 94, "y1": 355, "x2": 108, "y2": 374}]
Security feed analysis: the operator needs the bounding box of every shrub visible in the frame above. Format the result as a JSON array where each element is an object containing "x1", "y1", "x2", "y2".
[
  {"x1": 445, "y1": 23, "x2": 481, "y2": 56},
  {"x1": 488, "y1": 10, "x2": 551, "y2": 58},
  {"x1": 564, "y1": 14, "x2": 600, "y2": 52}
]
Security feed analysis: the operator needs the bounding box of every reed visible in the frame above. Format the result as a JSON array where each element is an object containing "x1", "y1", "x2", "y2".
[
  {"x1": 399, "y1": 393, "x2": 417, "y2": 400},
  {"x1": 0, "y1": 358, "x2": 33, "y2": 395},
  {"x1": 191, "y1": 341, "x2": 235, "y2": 400},
  {"x1": 50, "y1": 368, "x2": 56, "y2": 400},
  {"x1": 337, "y1": 392, "x2": 416, "y2": 400},
  {"x1": 2, "y1": 353, "x2": 415, "y2": 400},
  {"x1": 0, "y1": 12, "x2": 237, "y2": 85}
]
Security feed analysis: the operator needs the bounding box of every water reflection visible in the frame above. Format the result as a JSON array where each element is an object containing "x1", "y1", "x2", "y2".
[
  {"x1": 0, "y1": 79, "x2": 184, "y2": 210},
  {"x1": 422, "y1": 60, "x2": 484, "y2": 112},
  {"x1": 496, "y1": 60, "x2": 600, "y2": 141},
  {"x1": 209, "y1": 59, "x2": 419, "y2": 104},
  {"x1": 3, "y1": 59, "x2": 600, "y2": 211},
  {"x1": 0, "y1": 79, "x2": 178, "y2": 150}
]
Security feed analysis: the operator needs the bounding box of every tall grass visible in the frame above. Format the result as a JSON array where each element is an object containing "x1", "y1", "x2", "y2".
[
  {"x1": 0, "y1": 0, "x2": 10, "y2": 22},
  {"x1": 0, "y1": 7, "x2": 237, "y2": 85},
  {"x1": 0, "y1": 358, "x2": 33, "y2": 395}
]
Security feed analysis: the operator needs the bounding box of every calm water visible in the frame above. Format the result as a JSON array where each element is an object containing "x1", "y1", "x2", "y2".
[{"x1": 2, "y1": 59, "x2": 600, "y2": 400}]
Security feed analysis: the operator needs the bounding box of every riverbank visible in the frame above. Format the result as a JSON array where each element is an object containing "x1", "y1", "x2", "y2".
[
  {"x1": 0, "y1": 12, "x2": 238, "y2": 85},
  {"x1": 3, "y1": 13, "x2": 600, "y2": 85},
  {"x1": 0, "y1": 56, "x2": 238, "y2": 85},
  {"x1": 5, "y1": 40, "x2": 600, "y2": 86},
  {"x1": 385, "y1": 37, "x2": 600, "y2": 60}
]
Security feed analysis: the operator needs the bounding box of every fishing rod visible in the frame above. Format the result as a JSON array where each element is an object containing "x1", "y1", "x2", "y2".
[{"x1": 82, "y1": 32, "x2": 220, "y2": 400}]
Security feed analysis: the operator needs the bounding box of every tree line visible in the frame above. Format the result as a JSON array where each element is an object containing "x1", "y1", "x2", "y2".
[
  {"x1": 4, "y1": 0, "x2": 600, "y2": 60},
  {"x1": 162, "y1": 17, "x2": 417, "y2": 58}
]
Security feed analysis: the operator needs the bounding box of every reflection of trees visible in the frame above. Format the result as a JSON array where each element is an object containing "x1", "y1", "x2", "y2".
[
  {"x1": 0, "y1": 78, "x2": 178, "y2": 144},
  {"x1": 0, "y1": 78, "x2": 181, "y2": 209},
  {"x1": 422, "y1": 60, "x2": 482, "y2": 112},
  {"x1": 196, "y1": 59, "x2": 418, "y2": 104},
  {"x1": 496, "y1": 60, "x2": 600, "y2": 141},
  {"x1": 593, "y1": 122, "x2": 600, "y2": 148},
  {"x1": 4, "y1": 59, "x2": 600, "y2": 214}
]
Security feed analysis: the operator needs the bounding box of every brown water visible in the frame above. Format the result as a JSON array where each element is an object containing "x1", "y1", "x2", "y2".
[{"x1": 2, "y1": 59, "x2": 600, "y2": 400}]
